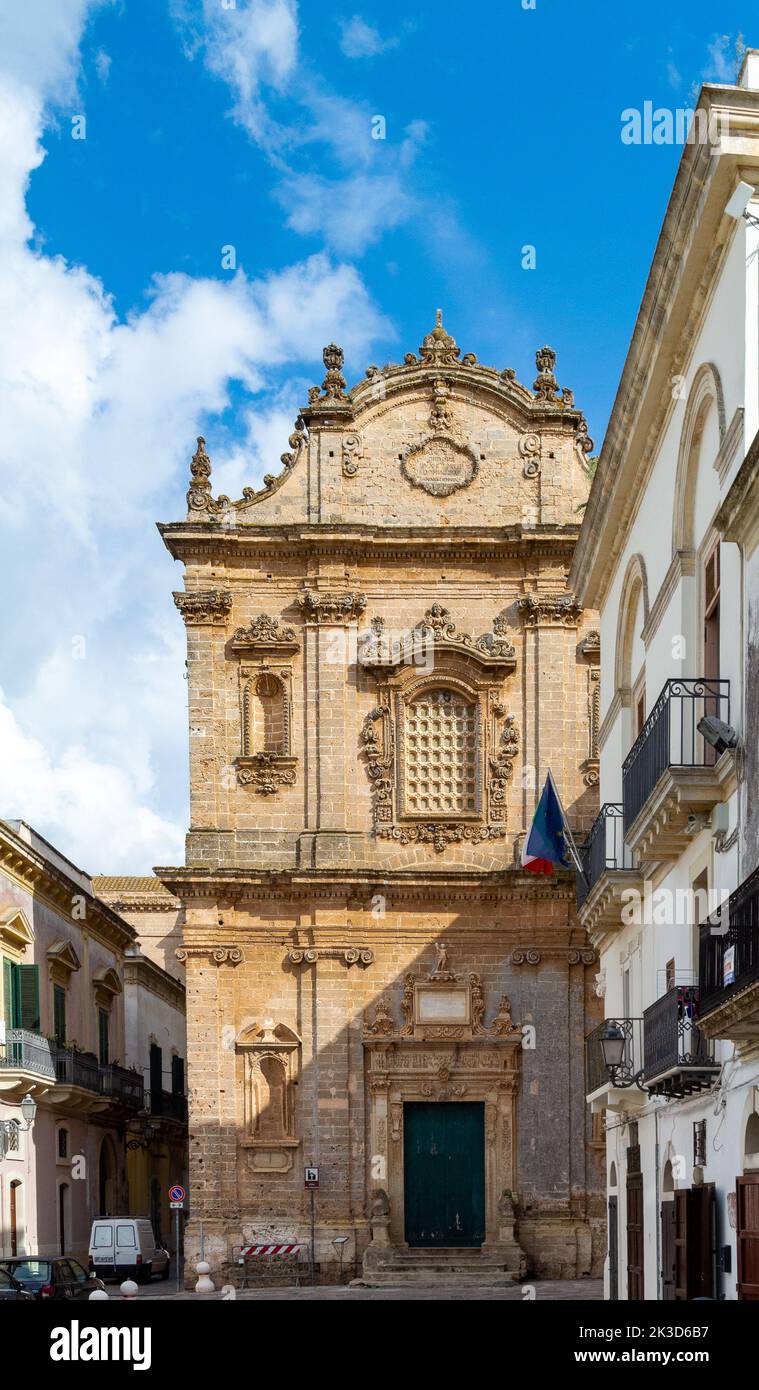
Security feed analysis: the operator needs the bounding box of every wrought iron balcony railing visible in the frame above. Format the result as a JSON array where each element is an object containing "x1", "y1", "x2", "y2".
[
  {"x1": 622, "y1": 678, "x2": 730, "y2": 834},
  {"x1": 53, "y1": 1046, "x2": 100, "y2": 1093},
  {"x1": 699, "y1": 864, "x2": 759, "y2": 1017},
  {"x1": 576, "y1": 804, "x2": 635, "y2": 909},
  {"x1": 99, "y1": 1063, "x2": 144, "y2": 1107},
  {"x1": 0, "y1": 1029, "x2": 56, "y2": 1079},
  {"x1": 586, "y1": 1017, "x2": 643, "y2": 1096},
  {"x1": 642, "y1": 986, "x2": 718, "y2": 1098},
  {"x1": 147, "y1": 1088, "x2": 188, "y2": 1122}
]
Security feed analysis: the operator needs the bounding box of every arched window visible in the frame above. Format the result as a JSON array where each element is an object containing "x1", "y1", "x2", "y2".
[{"x1": 402, "y1": 688, "x2": 479, "y2": 817}]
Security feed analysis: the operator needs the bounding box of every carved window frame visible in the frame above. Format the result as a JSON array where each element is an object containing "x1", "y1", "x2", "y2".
[{"x1": 362, "y1": 654, "x2": 519, "y2": 847}]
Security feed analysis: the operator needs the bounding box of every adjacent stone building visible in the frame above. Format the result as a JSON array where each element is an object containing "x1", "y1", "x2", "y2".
[{"x1": 157, "y1": 315, "x2": 604, "y2": 1284}]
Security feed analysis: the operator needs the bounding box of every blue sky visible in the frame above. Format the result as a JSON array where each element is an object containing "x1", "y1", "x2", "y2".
[{"x1": 0, "y1": 1, "x2": 754, "y2": 871}]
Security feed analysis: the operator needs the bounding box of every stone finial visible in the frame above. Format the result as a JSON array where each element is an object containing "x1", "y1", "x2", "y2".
[
  {"x1": 187, "y1": 435, "x2": 213, "y2": 510},
  {"x1": 418, "y1": 309, "x2": 463, "y2": 366},
  {"x1": 533, "y1": 346, "x2": 559, "y2": 401},
  {"x1": 318, "y1": 343, "x2": 347, "y2": 399}
]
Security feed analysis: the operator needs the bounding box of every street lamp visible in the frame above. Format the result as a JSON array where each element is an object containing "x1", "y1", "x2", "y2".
[
  {"x1": 0, "y1": 1092, "x2": 37, "y2": 1160},
  {"x1": 126, "y1": 1116, "x2": 158, "y2": 1151},
  {"x1": 599, "y1": 1023, "x2": 646, "y2": 1091}
]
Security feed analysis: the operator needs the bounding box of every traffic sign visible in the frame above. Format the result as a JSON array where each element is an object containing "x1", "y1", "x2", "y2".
[
  {"x1": 169, "y1": 1184, "x2": 186, "y2": 1203},
  {"x1": 304, "y1": 1166, "x2": 319, "y2": 1189},
  {"x1": 170, "y1": 1200, "x2": 184, "y2": 1209}
]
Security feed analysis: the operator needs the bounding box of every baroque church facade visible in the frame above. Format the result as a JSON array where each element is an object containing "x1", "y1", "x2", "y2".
[{"x1": 157, "y1": 314, "x2": 605, "y2": 1284}]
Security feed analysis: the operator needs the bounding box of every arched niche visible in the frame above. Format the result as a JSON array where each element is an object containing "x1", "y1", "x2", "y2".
[
  {"x1": 236, "y1": 1022, "x2": 301, "y2": 1174},
  {"x1": 609, "y1": 1161, "x2": 618, "y2": 1190}
]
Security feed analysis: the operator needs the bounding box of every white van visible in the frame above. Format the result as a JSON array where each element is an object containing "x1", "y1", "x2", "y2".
[{"x1": 88, "y1": 1219, "x2": 170, "y2": 1283}]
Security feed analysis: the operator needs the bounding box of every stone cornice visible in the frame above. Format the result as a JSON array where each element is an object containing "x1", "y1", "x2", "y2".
[
  {"x1": 0, "y1": 824, "x2": 136, "y2": 955},
  {"x1": 158, "y1": 522, "x2": 580, "y2": 567},
  {"x1": 155, "y1": 863, "x2": 579, "y2": 906},
  {"x1": 570, "y1": 85, "x2": 759, "y2": 609},
  {"x1": 123, "y1": 953, "x2": 186, "y2": 1008}
]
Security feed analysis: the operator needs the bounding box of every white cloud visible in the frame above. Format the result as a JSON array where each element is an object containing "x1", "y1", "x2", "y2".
[
  {"x1": 277, "y1": 171, "x2": 414, "y2": 255},
  {"x1": 703, "y1": 34, "x2": 738, "y2": 85},
  {"x1": 172, "y1": 0, "x2": 423, "y2": 247},
  {"x1": 0, "y1": 0, "x2": 389, "y2": 873},
  {"x1": 339, "y1": 16, "x2": 398, "y2": 61},
  {"x1": 0, "y1": 690, "x2": 185, "y2": 874},
  {"x1": 94, "y1": 48, "x2": 111, "y2": 84}
]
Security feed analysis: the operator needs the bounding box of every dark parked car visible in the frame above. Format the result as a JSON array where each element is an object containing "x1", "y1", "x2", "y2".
[
  {"x1": 0, "y1": 1267, "x2": 33, "y2": 1300},
  {"x1": 0, "y1": 1257, "x2": 104, "y2": 1300}
]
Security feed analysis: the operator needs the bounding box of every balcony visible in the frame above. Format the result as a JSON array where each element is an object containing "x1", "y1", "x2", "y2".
[
  {"x1": 622, "y1": 679, "x2": 734, "y2": 862},
  {"x1": 148, "y1": 1088, "x2": 188, "y2": 1123},
  {"x1": 0, "y1": 1029, "x2": 56, "y2": 1100},
  {"x1": 100, "y1": 1063, "x2": 144, "y2": 1109},
  {"x1": 585, "y1": 1017, "x2": 646, "y2": 1114},
  {"x1": 699, "y1": 865, "x2": 759, "y2": 1041},
  {"x1": 642, "y1": 986, "x2": 719, "y2": 1099},
  {"x1": 576, "y1": 804, "x2": 641, "y2": 940}
]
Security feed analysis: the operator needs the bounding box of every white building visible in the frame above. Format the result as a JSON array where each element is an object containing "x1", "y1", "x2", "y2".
[
  {"x1": 570, "y1": 52, "x2": 759, "y2": 1300},
  {"x1": 0, "y1": 821, "x2": 187, "y2": 1262}
]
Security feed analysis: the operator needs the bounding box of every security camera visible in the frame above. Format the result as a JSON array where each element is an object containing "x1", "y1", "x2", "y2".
[{"x1": 697, "y1": 715, "x2": 738, "y2": 756}]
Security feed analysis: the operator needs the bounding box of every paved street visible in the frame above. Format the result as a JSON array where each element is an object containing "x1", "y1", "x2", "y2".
[{"x1": 133, "y1": 1278, "x2": 603, "y2": 1302}]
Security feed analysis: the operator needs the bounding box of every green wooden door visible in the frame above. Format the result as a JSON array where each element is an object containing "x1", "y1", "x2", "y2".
[{"x1": 403, "y1": 1102, "x2": 485, "y2": 1247}]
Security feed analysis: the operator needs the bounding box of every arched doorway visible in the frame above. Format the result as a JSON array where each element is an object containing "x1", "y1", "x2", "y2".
[
  {"x1": 737, "y1": 1112, "x2": 759, "y2": 1299},
  {"x1": 661, "y1": 1160, "x2": 676, "y2": 1301},
  {"x1": 98, "y1": 1138, "x2": 116, "y2": 1216}
]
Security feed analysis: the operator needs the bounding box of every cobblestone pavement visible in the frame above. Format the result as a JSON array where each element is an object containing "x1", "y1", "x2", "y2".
[{"x1": 139, "y1": 1278, "x2": 603, "y2": 1302}]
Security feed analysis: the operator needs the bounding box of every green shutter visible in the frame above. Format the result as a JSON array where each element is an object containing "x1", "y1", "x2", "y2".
[
  {"x1": 98, "y1": 1008, "x2": 109, "y2": 1065},
  {"x1": 53, "y1": 985, "x2": 66, "y2": 1045},
  {"x1": 3, "y1": 959, "x2": 14, "y2": 1027},
  {"x1": 17, "y1": 965, "x2": 40, "y2": 1032}
]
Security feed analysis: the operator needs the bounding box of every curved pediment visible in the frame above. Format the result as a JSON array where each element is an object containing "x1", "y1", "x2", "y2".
[{"x1": 180, "y1": 313, "x2": 594, "y2": 530}]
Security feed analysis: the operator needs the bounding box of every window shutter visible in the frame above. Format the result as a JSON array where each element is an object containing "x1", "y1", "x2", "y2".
[
  {"x1": 98, "y1": 1009, "x2": 109, "y2": 1065},
  {"x1": 18, "y1": 965, "x2": 40, "y2": 1032},
  {"x1": 53, "y1": 985, "x2": 66, "y2": 1045},
  {"x1": 150, "y1": 1043, "x2": 163, "y2": 1110},
  {"x1": 3, "y1": 958, "x2": 15, "y2": 1027},
  {"x1": 172, "y1": 1054, "x2": 185, "y2": 1095}
]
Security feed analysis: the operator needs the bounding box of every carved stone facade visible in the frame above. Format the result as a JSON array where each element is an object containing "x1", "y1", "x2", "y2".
[{"x1": 159, "y1": 315, "x2": 604, "y2": 1285}]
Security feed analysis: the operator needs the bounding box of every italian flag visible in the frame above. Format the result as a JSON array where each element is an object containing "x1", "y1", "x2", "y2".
[{"x1": 521, "y1": 770, "x2": 584, "y2": 877}]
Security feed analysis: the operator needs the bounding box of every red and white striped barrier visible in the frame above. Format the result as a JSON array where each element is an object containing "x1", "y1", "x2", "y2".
[{"x1": 238, "y1": 1243, "x2": 302, "y2": 1261}]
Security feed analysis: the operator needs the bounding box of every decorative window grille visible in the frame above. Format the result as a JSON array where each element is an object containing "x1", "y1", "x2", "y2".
[{"x1": 402, "y1": 689, "x2": 479, "y2": 817}]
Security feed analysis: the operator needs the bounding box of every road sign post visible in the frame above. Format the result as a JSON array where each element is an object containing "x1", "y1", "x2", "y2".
[
  {"x1": 168, "y1": 1185, "x2": 186, "y2": 1293},
  {"x1": 304, "y1": 1168, "x2": 319, "y2": 1286}
]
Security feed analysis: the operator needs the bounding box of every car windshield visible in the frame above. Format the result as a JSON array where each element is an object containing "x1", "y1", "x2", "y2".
[{"x1": 3, "y1": 1260, "x2": 51, "y2": 1286}]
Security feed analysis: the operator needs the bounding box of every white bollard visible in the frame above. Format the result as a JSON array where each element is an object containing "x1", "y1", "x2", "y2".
[
  {"x1": 195, "y1": 1260, "x2": 215, "y2": 1294},
  {"x1": 120, "y1": 1278, "x2": 139, "y2": 1299},
  {"x1": 89, "y1": 1288, "x2": 110, "y2": 1300}
]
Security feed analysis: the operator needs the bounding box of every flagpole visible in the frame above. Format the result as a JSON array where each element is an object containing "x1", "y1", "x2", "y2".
[{"x1": 547, "y1": 768, "x2": 588, "y2": 882}]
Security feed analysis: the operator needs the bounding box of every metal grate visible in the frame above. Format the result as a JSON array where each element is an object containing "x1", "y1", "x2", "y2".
[{"x1": 403, "y1": 690, "x2": 478, "y2": 816}]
